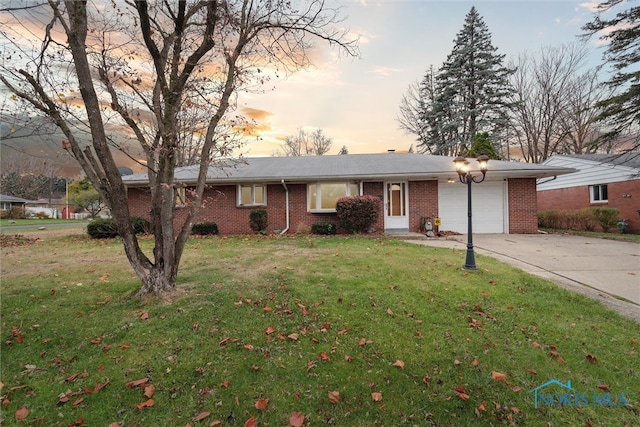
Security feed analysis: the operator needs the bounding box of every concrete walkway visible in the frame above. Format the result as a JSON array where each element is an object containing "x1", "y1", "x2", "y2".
[{"x1": 406, "y1": 234, "x2": 640, "y2": 323}]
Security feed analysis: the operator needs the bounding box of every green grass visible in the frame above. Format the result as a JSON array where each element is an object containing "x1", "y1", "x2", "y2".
[
  {"x1": 0, "y1": 218, "x2": 88, "y2": 227},
  {"x1": 540, "y1": 228, "x2": 640, "y2": 243},
  {"x1": 1, "y1": 234, "x2": 639, "y2": 426}
]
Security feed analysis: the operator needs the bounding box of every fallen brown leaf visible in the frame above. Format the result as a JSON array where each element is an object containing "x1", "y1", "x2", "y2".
[
  {"x1": 491, "y1": 371, "x2": 507, "y2": 382},
  {"x1": 15, "y1": 406, "x2": 29, "y2": 421},
  {"x1": 143, "y1": 384, "x2": 155, "y2": 398},
  {"x1": 255, "y1": 398, "x2": 269, "y2": 410},
  {"x1": 193, "y1": 411, "x2": 210, "y2": 422},
  {"x1": 136, "y1": 398, "x2": 154, "y2": 410},
  {"x1": 126, "y1": 378, "x2": 149, "y2": 388},
  {"x1": 289, "y1": 412, "x2": 305, "y2": 427}
]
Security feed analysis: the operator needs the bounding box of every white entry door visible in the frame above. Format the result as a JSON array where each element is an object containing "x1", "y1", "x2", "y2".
[{"x1": 384, "y1": 181, "x2": 409, "y2": 230}]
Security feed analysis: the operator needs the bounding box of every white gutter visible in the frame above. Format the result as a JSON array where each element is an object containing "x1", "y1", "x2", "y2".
[{"x1": 280, "y1": 179, "x2": 290, "y2": 235}]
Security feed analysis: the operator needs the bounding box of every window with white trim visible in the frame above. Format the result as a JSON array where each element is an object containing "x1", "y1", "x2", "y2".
[
  {"x1": 308, "y1": 182, "x2": 359, "y2": 212},
  {"x1": 238, "y1": 184, "x2": 266, "y2": 206},
  {"x1": 590, "y1": 184, "x2": 608, "y2": 203}
]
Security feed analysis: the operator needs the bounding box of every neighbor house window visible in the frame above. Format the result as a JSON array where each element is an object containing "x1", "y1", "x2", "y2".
[
  {"x1": 308, "y1": 182, "x2": 359, "y2": 212},
  {"x1": 238, "y1": 184, "x2": 266, "y2": 206},
  {"x1": 590, "y1": 184, "x2": 608, "y2": 203}
]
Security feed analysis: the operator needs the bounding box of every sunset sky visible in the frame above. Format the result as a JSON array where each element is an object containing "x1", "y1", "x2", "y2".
[
  {"x1": 0, "y1": 0, "x2": 611, "y2": 173},
  {"x1": 238, "y1": 0, "x2": 607, "y2": 156}
]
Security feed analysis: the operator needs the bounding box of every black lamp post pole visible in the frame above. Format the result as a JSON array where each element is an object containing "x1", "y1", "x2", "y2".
[
  {"x1": 453, "y1": 154, "x2": 489, "y2": 271},
  {"x1": 464, "y1": 175, "x2": 477, "y2": 270}
]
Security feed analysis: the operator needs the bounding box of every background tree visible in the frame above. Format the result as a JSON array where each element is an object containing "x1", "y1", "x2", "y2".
[
  {"x1": 582, "y1": 0, "x2": 640, "y2": 145},
  {"x1": 68, "y1": 177, "x2": 103, "y2": 219},
  {"x1": 507, "y1": 43, "x2": 608, "y2": 162},
  {"x1": 557, "y1": 66, "x2": 614, "y2": 154},
  {"x1": 399, "y1": 8, "x2": 513, "y2": 156},
  {"x1": 0, "y1": 156, "x2": 65, "y2": 200},
  {"x1": 338, "y1": 145, "x2": 349, "y2": 155},
  {"x1": 279, "y1": 128, "x2": 333, "y2": 156},
  {"x1": 0, "y1": 1, "x2": 356, "y2": 296}
]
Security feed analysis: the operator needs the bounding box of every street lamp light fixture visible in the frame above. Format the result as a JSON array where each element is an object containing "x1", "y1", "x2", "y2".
[{"x1": 452, "y1": 154, "x2": 490, "y2": 270}]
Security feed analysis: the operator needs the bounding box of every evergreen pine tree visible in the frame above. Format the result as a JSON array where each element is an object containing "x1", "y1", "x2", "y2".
[
  {"x1": 417, "y1": 7, "x2": 514, "y2": 155},
  {"x1": 582, "y1": 0, "x2": 639, "y2": 142}
]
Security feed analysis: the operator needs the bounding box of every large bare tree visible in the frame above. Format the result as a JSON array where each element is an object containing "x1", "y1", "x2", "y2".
[
  {"x1": 0, "y1": 1, "x2": 357, "y2": 295},
  {"x1": 507, "y1": 43, "x2": 601, "y2": 162}
]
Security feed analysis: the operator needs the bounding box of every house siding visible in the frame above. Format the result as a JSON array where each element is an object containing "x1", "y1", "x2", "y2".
[
  {"x1": 508, "y1": 178, "x2": 538, "y2": 234},
  {"x1": 538, "y1": 179, "x2": 640, "y2": 234}
]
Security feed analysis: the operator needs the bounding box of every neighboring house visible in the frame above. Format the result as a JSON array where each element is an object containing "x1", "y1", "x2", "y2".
[
  {"x1": 0, "y1": 194, "x2": 37, "y2": 215},
  {"x1": 537, "y1": 152, "x2": 640, "y2": 234},
  {"x1": 122, "y1": 153, "x2": 575, "y2": 235}
]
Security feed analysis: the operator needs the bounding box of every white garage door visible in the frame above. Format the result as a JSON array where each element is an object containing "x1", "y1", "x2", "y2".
[{"x1": 438, "y1": 181, "x2": 507, "y2": 234}]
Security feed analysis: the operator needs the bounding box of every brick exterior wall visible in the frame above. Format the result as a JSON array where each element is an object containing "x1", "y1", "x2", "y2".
[
  {"x1": 408, "y1": 181, "x2": 439, "y2": 232},
  {"x1": 508, "y1": 178, "x2": 539, "y2": 234},
  {"x1": 127, "y1": 177, "x2": 539, "y2": 235},
  {"x1": 537, "y1": 179, "x2": 640, "y2": 234}
]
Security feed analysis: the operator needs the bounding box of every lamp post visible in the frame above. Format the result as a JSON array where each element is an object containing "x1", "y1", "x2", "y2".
[{"x1": 453, "y1": 154, "x2": 490, "y2": 270}]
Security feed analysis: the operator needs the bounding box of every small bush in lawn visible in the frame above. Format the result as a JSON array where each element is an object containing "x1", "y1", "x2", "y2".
[
  {"x1": 87, "y1": 218, "x2": 118, "y2": 239},
  {"x1": 311, "y1": 222, "x2": 337, "y2": 235},
  {"x1": 249, "y1": 209, "x2": 268, "y2": 234},
  {"x1": 336, "y1": 195, "x2": 381, "y2": 233},
  {"x1": 130, "y1": 216, "x2": 151, "y2": 234},
  {"x1": 192, "y1": 222, "x2": 219, "y2": 235},
  {"x1": 591, "y1": 207, "x2": 619, "y2": 232}
]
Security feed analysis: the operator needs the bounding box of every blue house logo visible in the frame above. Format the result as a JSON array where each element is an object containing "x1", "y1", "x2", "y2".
[
  {"x1": 530, "y1": 379, "x2": 576, "y2": 408},
  {"x1": 530, "y1": 379, "x2": 628, "y2": 408}
]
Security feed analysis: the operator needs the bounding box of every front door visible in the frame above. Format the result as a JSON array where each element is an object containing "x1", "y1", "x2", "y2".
[{"x1": 384, "y1": 181, "x2": 409, "y2": 230}]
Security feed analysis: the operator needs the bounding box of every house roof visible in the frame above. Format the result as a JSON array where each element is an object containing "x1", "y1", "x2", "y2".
[
  {"x1": 0, "y1": 194, "x2": 38, "y2": 204},
  {"x1": 562, "y1": 151, "x2": 640, "y2": 170},
  {"x1": 122, "y1": 153, "x2": 576, "y2": 186},
  {"x1": 539, "y1": 152, "x2": 639, "y2": 191}
]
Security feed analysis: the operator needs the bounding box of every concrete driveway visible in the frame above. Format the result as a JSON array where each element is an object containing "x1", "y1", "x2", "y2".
[{"x1": 408, "y1": 234, "x2": 640, "y2": 322}]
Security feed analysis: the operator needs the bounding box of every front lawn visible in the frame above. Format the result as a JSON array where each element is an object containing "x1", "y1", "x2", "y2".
[
  {"x1": 1, "y1": 234, "x2": 638, "y2": 426},
  {"x1": 0, "y1": 218, "x2": 88, "y2": 228}
]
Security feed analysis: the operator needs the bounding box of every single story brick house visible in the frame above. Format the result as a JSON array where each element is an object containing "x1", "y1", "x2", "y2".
[
  {"x1": 537, "y1": 152, "x2": 640, "y2": 234},
  {"x1": 123, "y1": 153, "x2": 574, "y2": 235},
  {"x1": 0, "y1": 194, "x2": 37, "y2": 215}
]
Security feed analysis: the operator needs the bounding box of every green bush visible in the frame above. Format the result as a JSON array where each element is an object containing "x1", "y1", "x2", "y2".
[
  {"x1": 591, "y1": 207, "x2": 619, "y2": 233},
  {"x1": 249, "y1": 209, "x2": 268, "y2": 234},
  {"x1": 87, "y1": 218, "x2": 118, "y2": 239},
  {"x1": 130, "y1": 216, "x2": 151, "y2": 234},
  {"x1": 311, "y1": 222, "x2": 337, "y2": 235},
  {"x1": 87, "y1": 217, "x2": 152, "y2": 238},
  {"x1": 538, "y1": 208, "x2": 609, "y2": 232},
  {"x1": 336, "y1": 195, "x2": 381, "y2": 233},
  {"x1": 192, "y1": 222, "x2": 219, "y2": 235}
]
